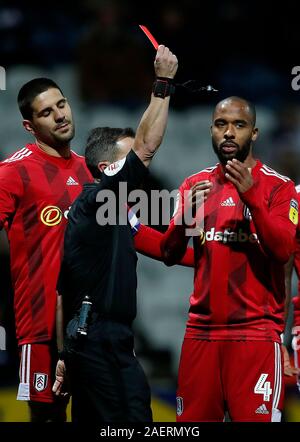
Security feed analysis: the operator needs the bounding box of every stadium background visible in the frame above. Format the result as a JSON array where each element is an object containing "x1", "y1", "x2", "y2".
[{"x1": 0, "y1": 0, "x2": 300, "y2": 421}]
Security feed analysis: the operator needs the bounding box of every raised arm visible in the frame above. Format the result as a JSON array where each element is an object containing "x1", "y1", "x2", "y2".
[{"x1": 133, "y1": 45, "x2": 178, "y2": 167}]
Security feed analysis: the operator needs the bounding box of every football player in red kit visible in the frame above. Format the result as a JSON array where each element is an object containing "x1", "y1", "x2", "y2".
[
  {"x1": 0, "y1": 79, "x2": 91, "y2": 421},
  {"x1": 0, "y1": 78, "x2": 193, "y2": 421},
  {"x1": 161, "y1": 96, "x2": 298, "y2": 421},
  {"x1": 284, "y1": 184, "x2": 300, "y2": 389}
]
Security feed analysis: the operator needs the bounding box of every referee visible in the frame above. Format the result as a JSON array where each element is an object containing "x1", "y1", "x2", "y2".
[{"x1": 52, "y1": 44, "x2": 178, "y2": 422}]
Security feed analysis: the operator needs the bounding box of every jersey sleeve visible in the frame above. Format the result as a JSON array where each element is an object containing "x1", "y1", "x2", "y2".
[
  {"x1": 241, "y1": 179, "x2": 298, "y2": 263},
  {"x1": 160, "y1": 178, "x2": 193, "y2": 265},
  {"x1": 133, "y1": 222, "x2": 195, "y2": 267},
  {"x1": 0, "y1": 164, "x2": 24, "y2": 229}
]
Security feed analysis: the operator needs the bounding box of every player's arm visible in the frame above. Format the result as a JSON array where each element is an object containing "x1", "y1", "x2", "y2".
[
  {"x1": 92, "y1": 45, "x2": 178, "y2": 201},
  {"x1": 134, "y1": 223, "x2": 194, "y2": 267},
  {"x1": 132, "y1": 45, "x2": 177, "y2": 168},
  {"x1": 292, "y1": 296, "x2": 300, "y2": 347},
  {"x1": 226, "y1": 159, "x2": 297, "y2": 263},
  {"x1": 282, "y1": 254, "x2": 299, "y2": 376},
  {"x1": 0, "y1": 164, "x2": 24, "y2": 230},
  {"x1": 291, "y1": 242, "x2": 300, "y2": 385},
  {"x1": 160, "y1": 180, "x2": 191, "y2": 266},
  {"x1": 283, "y1": 228, "x2": 300, "y2": 378},
  {"x1": 285, "y1": 254, "x2": 294, "y2": 322}
]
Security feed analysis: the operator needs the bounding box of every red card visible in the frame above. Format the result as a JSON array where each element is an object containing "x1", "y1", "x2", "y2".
[{"x1": 139, "y1": 25, "x2": 159, "y2": 50}]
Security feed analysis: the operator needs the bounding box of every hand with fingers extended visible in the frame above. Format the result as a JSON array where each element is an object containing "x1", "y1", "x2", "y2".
[
  {"x1": 154, "y1": 45, "x2": 178, "y2": 79},
  {"x1": 52, "y1": 359, "x2": 70, "y2": 397},
  {"x1": 225, "y1": 158, "x2": 254, "y2": 193}
]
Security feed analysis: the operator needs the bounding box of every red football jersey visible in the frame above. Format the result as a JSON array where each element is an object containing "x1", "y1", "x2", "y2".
[
  {"x1": 292, "y1": 185, "x2": 300, "y2": 328},
  {"x1": 0, "y1": 143, "x2": 92, "y2": 345},
  {"x1": 166, "y1": 160, "x2": 297, "y2": 342}
]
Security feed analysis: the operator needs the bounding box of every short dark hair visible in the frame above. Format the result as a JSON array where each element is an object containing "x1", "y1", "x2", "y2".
[
  {"x1": 18, "y1": 78, "x2": 63, "y2": 120},
  {"x1": 214, "y1": 96, "x2": 256, "y2": 126},
  {"x1": 85, "y1": 126, "x2": 135, "y2": 178}
]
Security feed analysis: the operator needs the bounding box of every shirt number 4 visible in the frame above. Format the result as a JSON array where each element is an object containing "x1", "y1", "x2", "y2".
[{"x1": 254, "y1": 373, "x2": 272, "y2": 402}]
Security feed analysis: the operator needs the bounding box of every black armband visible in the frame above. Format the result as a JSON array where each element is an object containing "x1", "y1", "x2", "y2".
[{"x1": 152, "y1": 77, "x2": 175, "y2": 98}]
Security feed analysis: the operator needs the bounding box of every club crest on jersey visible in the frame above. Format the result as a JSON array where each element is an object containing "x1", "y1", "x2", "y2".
[
  {"x1": 104, "y1": 157, "x2": 126, "y2": 176},
  {"x1": 176, "y1": 396, "x2": 184, "y2": 416},
  {"x1": 289, "y1": 199, "x2": 299, "y2": 225},
  {"x1": 34, "y1": 373, "x2": 48, "y2": 392},
  {"x1": 40, "y1": 205, "x2": 63, "y2": 226},
  {"x1": 243, "y1": 205, "x2": 252, "y2": 221}
]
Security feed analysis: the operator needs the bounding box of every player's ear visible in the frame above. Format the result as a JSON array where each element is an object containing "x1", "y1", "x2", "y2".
[
  {"x1": 97, "y1": 161, "x2": 110, "y2": 173},
  {"x1": 252, "y1": 127, "x2": 259, "y2": 142},
  {"x1": 23, "y1": 120, "x2": 35, "y2": 136}
]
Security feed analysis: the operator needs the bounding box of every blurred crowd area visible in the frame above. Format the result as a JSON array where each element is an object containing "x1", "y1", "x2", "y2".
[
  {"x1": 1, "y1": 0, "x2": 300, "y2": 108},
  {"x1": 1, "y1": 0, "x2": 300, "y2": 420}
]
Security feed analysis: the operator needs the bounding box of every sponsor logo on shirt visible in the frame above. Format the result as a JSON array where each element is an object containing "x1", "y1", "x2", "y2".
[
  {"x1": 204, "y1": 227, "x2": 258, "y2": 244},
  {"x1": 289, "y1": 198, "x2": 299, "y2": 225},
  {"x1": 33, "y1": 373, "x2": 48, "y2": 392},
  {"x1": 40, "y1": 205, "x2": 63, "y2": 226}
]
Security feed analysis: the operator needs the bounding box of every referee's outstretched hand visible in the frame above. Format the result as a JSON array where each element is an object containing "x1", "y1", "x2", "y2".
[{"x1": 52, "y1": 359, "x2": 69, "y2": 396}]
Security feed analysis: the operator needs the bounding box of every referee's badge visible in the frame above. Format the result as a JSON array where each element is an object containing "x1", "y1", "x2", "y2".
[
  {"x1": 176, "y1": 396, "x2": 184, "y2": 416},
  {"x1": 289, "y1": 198, "x2": 299, "y2": 225},
  {"x1": 34, "y1": 373, "x2": 48, "y2": 392}
]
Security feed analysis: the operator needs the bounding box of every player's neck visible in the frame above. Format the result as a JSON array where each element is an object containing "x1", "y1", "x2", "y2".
[
  {"x1": 243, "y1": 155, "x2": 256, "y2": 169},
  {"x1": 35, "y1": 139, "x2": 71, "y2": 159}
]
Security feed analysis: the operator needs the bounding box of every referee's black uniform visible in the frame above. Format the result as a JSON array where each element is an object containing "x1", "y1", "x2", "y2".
[{"x1": 58, "y1": 150, "x2": 152, "y2": 422}]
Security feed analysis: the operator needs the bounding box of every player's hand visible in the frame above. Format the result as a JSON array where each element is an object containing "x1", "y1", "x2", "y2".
[
  {"x1": 225, "y1": 159, "x2": 253, "y2": 193},
  {"x1": 52, "y1": 359, "x2": 69, "y2": 396},
  {"x1": 282, "y1": 344, "x2": 300, "y2": 377},
  {"x1": 154, "y1": 45, "x2": 178, "y2": 79},
  {"x1": 189, "y1": 181, "x2": 213, "y2": 214}
]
